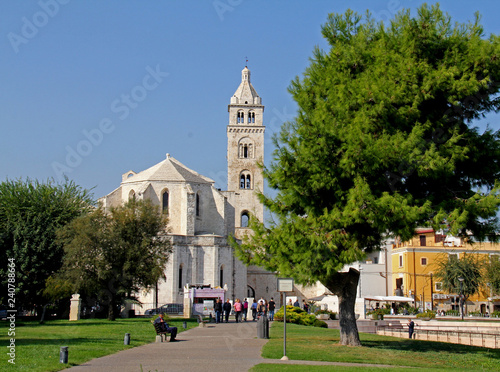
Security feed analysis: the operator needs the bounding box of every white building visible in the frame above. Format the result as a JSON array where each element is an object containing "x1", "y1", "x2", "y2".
[{"x1": 100, "y1": 66, "x2": 277, "y2": 312}]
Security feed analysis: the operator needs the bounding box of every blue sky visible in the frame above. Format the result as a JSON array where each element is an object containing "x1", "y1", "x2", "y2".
[{"x1": 2, "y1": 0, "x2": 500, "y2": 199}]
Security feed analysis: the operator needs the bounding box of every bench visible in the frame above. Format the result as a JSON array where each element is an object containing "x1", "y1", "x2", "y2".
[
  {"x1": 196, "y1": 314, "x2": 209, "y2": 327},
  {"x1": 153, "y1": 321, "x2": 171, "y2": 342}
]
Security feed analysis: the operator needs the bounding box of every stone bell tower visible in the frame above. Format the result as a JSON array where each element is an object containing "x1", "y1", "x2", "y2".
[{"x1": 227, "y1": 66, "x2": 265, "y2": 239}]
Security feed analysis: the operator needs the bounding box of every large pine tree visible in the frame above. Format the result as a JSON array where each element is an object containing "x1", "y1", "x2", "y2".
[{"x1": 235, "y1": 4, "x2": 500, "y2": 346}]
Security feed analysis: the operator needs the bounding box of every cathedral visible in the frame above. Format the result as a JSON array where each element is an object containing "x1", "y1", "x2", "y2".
[{"x1": 99, "y1": 66, "x2": 278, "y2": 312}]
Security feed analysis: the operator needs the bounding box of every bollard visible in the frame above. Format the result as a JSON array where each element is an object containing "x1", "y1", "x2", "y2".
[
  {"x1": 183, "y1": 321, "x2": 187, "y2": 329},
  {"x1": 124, "y1": 333, "x2": 130, "y2": 345},
  {"x1": 263, "y1": 315, "x2": 269, "y2": 339},
  {"x1": 60, "y1": 346, "x2": 68, "y2": 364}
]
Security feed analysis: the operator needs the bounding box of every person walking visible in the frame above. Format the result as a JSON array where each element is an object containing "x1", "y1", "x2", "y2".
[
  {"x1": 268, "y1": 297, "x2": 276, "y2": 321},
  {"x1": 257, "y1": 299, "x2": 267, "y2": 318},
  {"x1": 214, "y1": 298, "x2": 223, "y2": 324},
  {"x1": 243, "y1": 298, "x2": 249, "y2": 321},
  {"x1": 251, "y1": 299, "x2": 258, "y2": 321},
  {"x1": 408, "y1": 319, "x2": 416, "y2": 339},
  {"x1": 302, "y1": 299, "x2": 309, "y2": 313},
  {"x1": 223, "y1": 299, "x2": 232, "y2": 323},
  {"x1": 234, "y1": 298, "x2": 243, "y2": 323}
]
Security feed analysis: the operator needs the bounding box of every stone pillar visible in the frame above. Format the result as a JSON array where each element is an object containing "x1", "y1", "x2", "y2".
[{"x1": 69, "y1": 294, "x2": 81, "y2": 321}]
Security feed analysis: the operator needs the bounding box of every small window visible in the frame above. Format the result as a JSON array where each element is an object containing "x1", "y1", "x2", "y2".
[
  {"x1": 246, "y1": 175, "x2": 251, "y2": 189},
  {"x1": 420, "y1": 235, "x2": 426, "y2": 246},
  {"x1": 243, "y1": 145, "x2": 248, "y2": 158},
  {"x1": 435, "y1": 282, "x2": 442, "y2": 291},
  {"x1": 241, "y1": 212, "x2": 249, "y2": 227},
  {"x1": 178, "y1": 264, "x2": 183, "y2": 290},
  {"x1": 219, "y1": 265, "x2": 224, "y2": 287},
  {"x1": 399, "y1": 255, "x2": 403, "y2": 267},
  {"x1": 196, "y1": 193, "x2": 200, "y2": 217},
  {"x1": 421, "y1": 257, "x2": 427, "y2": 266},
  {"x1": 373, "y1": 257, "x2": 379, "y2": 264},
  {"x1": 129, "y1": 190, "x2": 136, "y2": 201},
  {"x1": 162, "y1": 190, "x2": 169, "y2": 214},
  {"x1": 240, "y1": 175, "x2": 245, "y2": 189}
]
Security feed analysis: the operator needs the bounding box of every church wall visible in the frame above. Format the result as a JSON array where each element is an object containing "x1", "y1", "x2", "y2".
[{"x1": 98, "y1": 186, "x2": 122, "y2": 209}]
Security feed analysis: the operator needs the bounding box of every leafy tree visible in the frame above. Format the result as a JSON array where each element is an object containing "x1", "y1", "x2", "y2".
[
  {"x1": 53, "y1": 199, "x2": 172, "y2": 320},
  {"x1": 235, "y1": 4, "x2": 500, "y2": 346},
  {"x1": 0, "y1": 178, "x2": 93, "y2": 314},
  {"x1": 434, "y1": 252, "x2": 484, "y2": 304},
  {"x1": 485, "y1": 255, "x2": 500, "y2": 295}
]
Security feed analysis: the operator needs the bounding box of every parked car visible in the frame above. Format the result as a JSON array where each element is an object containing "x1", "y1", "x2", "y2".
[
  {"x1": 145, "y1": 303, "x2": 183, "y2": 315},
  {"x1": 0, "y1": 305, "x2": 8, "y2": 320}
]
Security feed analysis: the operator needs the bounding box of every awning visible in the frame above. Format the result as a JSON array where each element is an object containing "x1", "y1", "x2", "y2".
[
  {"x1": 307, "y1": 291, "x2": 334, "y2": 302},
  {"x1": 364, "y1": 295, "x2": 414, "y2": 302}
]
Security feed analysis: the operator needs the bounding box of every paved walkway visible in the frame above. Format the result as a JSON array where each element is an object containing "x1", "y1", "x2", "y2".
[{"x1": 66, "y1": 321, "x2": 399, "y2": 371}]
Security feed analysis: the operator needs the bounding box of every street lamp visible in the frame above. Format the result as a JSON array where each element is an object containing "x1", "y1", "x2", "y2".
[{"x1": 458, "y1": 277, "x2": 464, "y2": 321}]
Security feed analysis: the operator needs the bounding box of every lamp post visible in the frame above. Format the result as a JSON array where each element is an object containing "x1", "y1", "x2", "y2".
[{"x1": 458, "y1": 277, "x2": 464, "y2": 321}]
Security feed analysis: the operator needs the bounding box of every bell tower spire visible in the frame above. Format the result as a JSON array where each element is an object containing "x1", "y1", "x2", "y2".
[{"x1": 227, "y1": 66, "x2": 265, "y2": 238}]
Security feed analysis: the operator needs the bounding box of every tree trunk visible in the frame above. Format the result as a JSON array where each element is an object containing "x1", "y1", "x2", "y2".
[
  {"x1": 107, "y1": 294, "x2": 116, "y2": 321},
  {"x1": 324, "y1": 268, "x2": 361, "y2": 346}
]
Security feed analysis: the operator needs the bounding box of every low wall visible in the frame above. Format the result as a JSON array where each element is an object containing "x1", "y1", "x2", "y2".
[{"x1": 377, "y1": 327, "x2": 500, "y2": 349}]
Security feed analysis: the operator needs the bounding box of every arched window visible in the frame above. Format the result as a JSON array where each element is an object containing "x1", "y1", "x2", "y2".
[
  {"x1": 241, "y1": 211, "x2": 249, "y2": 227},
  {"x1": 196, "y1": 193, "x2": 200, "y2": 216},
  {"x1": 129, "y1": 190, "x2": 136, "y2": 201},
  {"x1": 162, "y1": 190, "x2": 169, "y2": 214},
  {"x1": 238, "y1": 137, "x2": 254, "y2": 159},
  {"x1": 178, "y1": 264, "x2": 183, "y2": 290},
  {"x1": 237, "y1": 111, "x2": 244, "y2": 123},
  {"x1": 219, "y1": 265, "x2": 224, "y2": 287},
  {"x1": 239, "y1": 171, "x2": 252, "y2": 189},
  {"x1": 247, "y1": 285, "x2": 255, "y2": 298},
  {"x1": 248, "y1": 111, "x2": 255, "y2": 123}
]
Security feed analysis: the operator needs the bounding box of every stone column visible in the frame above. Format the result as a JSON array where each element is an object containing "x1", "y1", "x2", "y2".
[{"x1": 69, "y1": 294, "x2": 81, "y2": 321}]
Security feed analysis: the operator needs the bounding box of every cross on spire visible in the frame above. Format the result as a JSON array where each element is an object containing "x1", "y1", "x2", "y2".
[{"x1": 245, "y1": 56, "x2": 248, "y2": 67}]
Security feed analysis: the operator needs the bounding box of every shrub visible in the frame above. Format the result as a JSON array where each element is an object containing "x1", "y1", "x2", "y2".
[
  {"x1": 416, "y1": 309, "x2": 436, "y2": 319},
  {"x1": 275, "y1": 306, "x2": 325, "y2": 327},
  {"x1": 491, "y1": 311, "x2": 500, "y2": 318},
  {"x1": 313, "y1": 319, "x2": 328, "y2": 328}
]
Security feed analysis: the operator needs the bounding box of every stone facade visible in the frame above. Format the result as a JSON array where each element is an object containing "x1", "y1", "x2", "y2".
[{"x1": 99, "y1": 67, "x2": 268, "y2": 313}]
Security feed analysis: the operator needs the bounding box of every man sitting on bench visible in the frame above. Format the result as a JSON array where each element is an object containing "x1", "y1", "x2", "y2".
[{"x1": 154, "y1": 313, "x2": 178, "y2": 342}]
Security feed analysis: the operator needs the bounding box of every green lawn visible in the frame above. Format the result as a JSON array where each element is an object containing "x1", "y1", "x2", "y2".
[
  {"x1": 252, "y1": 322, "x2": 500, "y2": 371},
  {"x1": 0, "y1": 316, "x2": 198, "y2": 371}
]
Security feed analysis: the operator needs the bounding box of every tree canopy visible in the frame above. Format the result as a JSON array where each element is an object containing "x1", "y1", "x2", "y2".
[
  {"x1": 485, "y1": 255, "x2": 500, "y2": 296},
  {"x1": 0, "y1": 178, "x2": 93, "y2": 312},
  {"x1": 52, "y1": 199, "x2": 172, "y2": 320},
  {"x1": 235, "y1": 4, "x2": 500, "y2": 346}
]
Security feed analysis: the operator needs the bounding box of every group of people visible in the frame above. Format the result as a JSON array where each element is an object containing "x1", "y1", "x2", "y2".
[{"x1": 213, "y1": 297, "x2": 277, "y2": 323}]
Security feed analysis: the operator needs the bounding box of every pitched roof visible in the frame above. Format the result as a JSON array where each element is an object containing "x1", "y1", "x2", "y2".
[{"x1": 122, "y1": 154, "x2": 214, "y2": 185}]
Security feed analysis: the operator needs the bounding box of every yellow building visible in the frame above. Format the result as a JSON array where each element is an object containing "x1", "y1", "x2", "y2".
[{"x1": 392, "y1": 228, "x2": 500, "y2": 314}]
